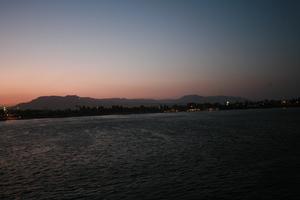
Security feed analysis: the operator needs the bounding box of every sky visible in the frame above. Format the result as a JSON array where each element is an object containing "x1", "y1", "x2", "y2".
[{"x1": 0, "y1": 0, "x2": 299, "y2": 105}]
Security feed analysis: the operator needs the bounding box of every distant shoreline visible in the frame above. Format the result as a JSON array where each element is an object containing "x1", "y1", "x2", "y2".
[
  {"x1": 1, "y1": 107, "x2": 299, "y2": 122},
  {"x1": 1, "y1": 101, "x2": 299, "y2": 121}
]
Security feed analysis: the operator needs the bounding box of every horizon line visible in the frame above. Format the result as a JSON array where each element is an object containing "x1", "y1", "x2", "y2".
[
  {"x1": 3, "y1": 93, "x2": 242, "y2": 107},
  {"x1": 1, "y1": 93, "x2": 299, "y2": 107}
]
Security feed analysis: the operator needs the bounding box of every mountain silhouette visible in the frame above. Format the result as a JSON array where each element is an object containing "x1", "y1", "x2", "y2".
[{"x1": 16, "y1": 95, "x2": 246, "y2": 110}]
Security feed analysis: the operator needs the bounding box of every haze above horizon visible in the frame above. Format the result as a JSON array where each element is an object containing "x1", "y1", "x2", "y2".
[{"x1": 1, "y1": 0, "x2": 299, "y2": 105}]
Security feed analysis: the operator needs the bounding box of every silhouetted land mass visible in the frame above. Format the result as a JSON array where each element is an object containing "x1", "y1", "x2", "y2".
[
  {"x1": 15, "y1": 95, "x2": 246, "y2": 110},
  {"x1": 1, "y1": 97, "x2": 299, "y2": 121}
]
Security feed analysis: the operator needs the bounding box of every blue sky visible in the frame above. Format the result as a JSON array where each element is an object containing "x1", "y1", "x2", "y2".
[{"x1": 0, "y1": 0, "x2": 299, "y2": 104}]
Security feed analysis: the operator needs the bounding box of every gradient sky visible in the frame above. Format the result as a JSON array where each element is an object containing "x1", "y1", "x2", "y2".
[{"x1": 1, "y1": 0, "x2": 299, "y2": 105}]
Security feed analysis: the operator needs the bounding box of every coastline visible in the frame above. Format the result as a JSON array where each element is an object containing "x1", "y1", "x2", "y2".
[{"x1": 1, "y1": 105, "x2": 299, "y2": 122}]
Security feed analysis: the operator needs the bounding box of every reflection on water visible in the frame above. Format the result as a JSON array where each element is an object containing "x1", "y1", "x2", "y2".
[{"x1": 1, "y1": 109, "x2": 300, "y2": 199}]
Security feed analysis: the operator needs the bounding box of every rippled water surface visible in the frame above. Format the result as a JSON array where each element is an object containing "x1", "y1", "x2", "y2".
[{"x1": 1, "y1": 108, "x2": 300, "y2": 199}]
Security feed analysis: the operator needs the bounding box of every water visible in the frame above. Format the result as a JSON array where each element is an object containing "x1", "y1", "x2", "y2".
[{"x1": 1, "y1": 108, "x2": 300, "y2": 200}]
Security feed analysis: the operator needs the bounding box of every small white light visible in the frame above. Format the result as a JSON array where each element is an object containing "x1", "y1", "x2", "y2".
[{"x1": 226, "y1": 101, "x2": 230, "y2": 106}]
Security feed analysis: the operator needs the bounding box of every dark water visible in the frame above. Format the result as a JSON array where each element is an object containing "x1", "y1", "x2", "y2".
[{"x1": 1, "y1": 108, "x2": 300, "y2": 200}]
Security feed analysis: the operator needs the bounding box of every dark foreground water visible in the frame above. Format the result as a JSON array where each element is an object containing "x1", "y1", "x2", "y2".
[{"x1": 1, "y1": 108, "x2": 300, "y2": 200}]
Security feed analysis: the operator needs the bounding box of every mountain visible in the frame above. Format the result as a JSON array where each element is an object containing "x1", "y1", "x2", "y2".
[{"x1": 15, "y1": 95, "x2": 247, "y2": 110}]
